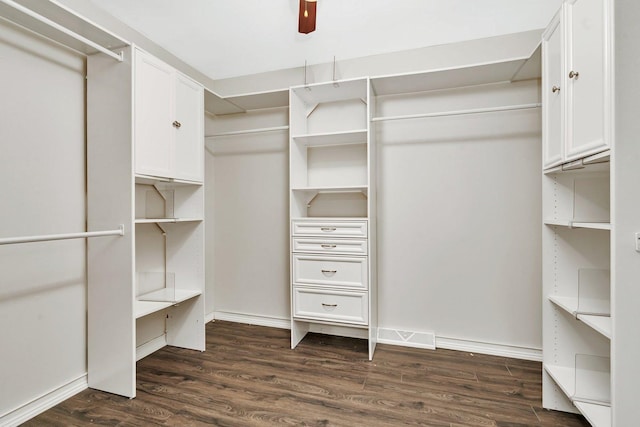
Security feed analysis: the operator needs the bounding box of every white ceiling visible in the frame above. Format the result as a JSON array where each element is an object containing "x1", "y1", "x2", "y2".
[{"x1": 88, "y1": 0, "x2": 561, "y2": 80}]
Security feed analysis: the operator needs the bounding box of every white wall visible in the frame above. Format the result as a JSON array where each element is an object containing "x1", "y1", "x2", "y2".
[{"x1": 0, "y1": 21, "x2": 86, "y2": 417}]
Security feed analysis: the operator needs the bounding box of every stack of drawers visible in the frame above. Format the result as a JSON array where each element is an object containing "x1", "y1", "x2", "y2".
[{"x1": 291, "y1": 219, "x2": 369, "y2": 326}]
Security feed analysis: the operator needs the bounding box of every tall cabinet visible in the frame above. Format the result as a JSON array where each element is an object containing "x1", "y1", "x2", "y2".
[
  {"x1": 87, "y1": 46, "x2": 205, "y2": 398},
  {"x1": 289, "y1": 77, "x2": 377, "y2": 359},
  {"x1": 542, "y1": 0, "x2": 615, "y2": 425}
]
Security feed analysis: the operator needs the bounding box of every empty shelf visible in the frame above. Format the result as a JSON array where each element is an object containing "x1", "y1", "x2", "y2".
[
  {"x1": 574, "y1": 401, "x2": 611, "y2": 427},
  {"x1": 135, "y1": 218, "x2": 203, "y2": 224},
  {"x1": 292, "y1": 185, "x2": 368, "y2": 193},
  {"x1": 135, "y1": 289, "x2": 201, "y2": 319},
  {"x1": 292, "y1": 129, "x2": 367, "y2": 146},
  {"x1": 549, "y1": 295, "x2": 610, "y2": 317},
  {"x1": 576, "y1": 314, "x2": 612, "y2": 339},
  {"x1": 543, "y1": 219, "x2": 611, "y2": 230},
  {"x1": 544, "y1": 363, "x2": 611, "y2": 407}
]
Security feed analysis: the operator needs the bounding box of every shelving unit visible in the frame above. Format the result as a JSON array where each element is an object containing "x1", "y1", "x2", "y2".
[
  {"x1": 87, "y1": 45, "x2": 205, "y2": 399},
  {"x1": 289, "y1": 77, "x2": 377, "y2": 359},
  {"x1": 541, "y1": 1, "x2": 616, "y2": 425}
]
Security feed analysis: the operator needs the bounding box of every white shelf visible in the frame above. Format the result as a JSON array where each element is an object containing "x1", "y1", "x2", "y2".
[
  {"x1": 577, "y1": 314, "x2": 612, "y2": 340},
  {"x1": 549, "y1": 295, "x2": 610, "y2": 317},
  {"x1": 135, "y1": 288, "x2": 201, "y2": 319},
  {"x1": 574, "y1": 401, "x2": 611, "y2": 427},
  {"x1": 545, "y1": 363, "x2": 611, "y2": 407},
  {"x1": 544, "y1": 150, "x2": 611, "y2": 175},
  {"x1": 291, "y1": 78, "x2": 368, "y2": 105},
  {"x1": 371, "y1": 58, "x2": 532, "y2": 96},
  {"x1": 292, "y1": 129, "x2": 367, "y2": 147},
  {"x1": 135, "y1": 218, "x2": 203, "y2": 224},
  {"x1": 0, "y1": 0, "x2": 128, "y2": 60},
  {"x1": 134, "y1": 174, "x2": 203, "y2": 186},
  {"x1": 292, "y1": 185, "x2": 368, "y2": 194},
  {"x1": 544, "y1": 219, "x2": 611, "y2": 230}
]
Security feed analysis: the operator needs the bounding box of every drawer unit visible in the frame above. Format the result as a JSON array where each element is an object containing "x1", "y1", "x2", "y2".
[
  {"x1": 292, "y1": 237, "x2": 367, "y2": 255},
  {"x1": 293, "y1": 254, "x2": 368, "y2": 289},
  {"x1": 292, "y1": 220, "x2": 367, "y2": 238},
  {"x1": 293, "y1": 287, "x2": 368, "y2": 325}
]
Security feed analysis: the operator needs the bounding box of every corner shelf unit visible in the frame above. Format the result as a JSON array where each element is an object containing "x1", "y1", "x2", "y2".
[
  {"x1": 87, "y1": 46, "x2": 205, "y2": 399},
  {"x1": 289, "y1": 77, "x2": 377, "y2": 359}
]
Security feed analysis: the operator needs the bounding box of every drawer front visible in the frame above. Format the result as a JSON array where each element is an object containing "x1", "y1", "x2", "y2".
[
  {"x1": 292, "y1": 238, "x2": 368, "y2": 255},
  {"x1": 293, "y1": 287, "x2": 368, "y2": 325},
  {"x1": 292, "y1": 220, "x2": 367, "y2": 238},
  {"x1": 293, "y1": 254, "x2": 368, "y2": 289}
]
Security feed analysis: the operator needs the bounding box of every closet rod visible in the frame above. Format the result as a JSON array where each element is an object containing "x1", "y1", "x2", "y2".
[
  {"x1": 371, "y1": 102, "x2": 542, "y2": 122},
  {"x1": 205, "y1": 125, "x2": 289, "y2": 138},
  {"x1": 0, "y1": 225, "x2": 124, "y2": 245},
  {"x1": 0, "y1": 0, "x2": 124, "y2": 62}
]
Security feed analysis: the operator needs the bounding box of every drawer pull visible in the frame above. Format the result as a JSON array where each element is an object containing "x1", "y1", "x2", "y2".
[
  {"x1": 321, "y1": 303, "x2": 338, "y2": 311},
  {"x1": 321, "y1": 244, "x2": 337, "y2": 248},
  {"x1": 320, "y1": 227, "x2": 337, "y2": 232},
  {"x1": 321, "y1": 269, "x2": 337, "y2": 274}
]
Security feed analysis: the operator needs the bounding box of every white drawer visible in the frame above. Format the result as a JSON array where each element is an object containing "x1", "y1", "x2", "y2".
[
  {"x1": 292, "y1": 220, "x2": 367, "y2": 238},
  {"x1": 292, "y1": 238, "x2": 368, "y2": 255},
  {"x1": 292, "y1": 254, "x2": 368, "y2": 289},
  {"x1": 293, "y1": 287, "x2": 368, "y2": 325}
]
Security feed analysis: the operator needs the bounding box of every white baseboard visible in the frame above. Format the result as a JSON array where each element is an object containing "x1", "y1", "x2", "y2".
[
  {"x1": 0, "y1": 375, "x2": 87, "y2": 427},
  {"x1": 136, "y1": 334, "x2": 167, "y2": 361},
  {"x1": 435, "y1": 336, "x2": 542, "y2": 361},
  {"x1": 211, "y1": 311, "x2": 542, "y2": 361},
  {"x1": 205, "y1": 311, "x2": 215, "y2": 323},
  {"x1": 213, "y1": 311, "x2": 290, "y2": 329}
]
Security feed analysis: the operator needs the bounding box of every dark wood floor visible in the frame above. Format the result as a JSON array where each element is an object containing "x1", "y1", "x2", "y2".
[{"x1": 27, "y1": 321, "x2": 588, "y2": 426}]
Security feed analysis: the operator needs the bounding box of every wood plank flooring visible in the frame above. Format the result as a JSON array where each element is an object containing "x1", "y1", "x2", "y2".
[{"x1": 27, "y1": 321, "x2": 589, "y2": 426}]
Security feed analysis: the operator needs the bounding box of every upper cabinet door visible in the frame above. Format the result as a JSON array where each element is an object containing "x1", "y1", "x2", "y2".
[
  {"x1": 565, "y1": 0, "x2": 610, "y2": 160},
  {"x1": 542, "y1": 11, "x2": 564, "y2": 169},
  {"x1": 174, "y1": 73, "x2": 204, "y2": 182},
  {"x1": 134, "y1": 50, "x2": 174, "y2": 178}
]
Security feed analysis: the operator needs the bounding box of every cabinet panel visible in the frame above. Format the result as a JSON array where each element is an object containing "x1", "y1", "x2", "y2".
[
  {"x1": 134, "y1": 51, "x2": 174, "y2": 178},
  {"x1": 292, "y1": 237, "x2": 368, "y2": 255},
  {"x1": 174, "y1": 74, "x2": 203, "y2": 182},
  {"x1": 565, "y1": 0, "x2": 609, "y2": 160},
  {"x1": 542, "y1": 13, "x2": 564, "y2": 168}
]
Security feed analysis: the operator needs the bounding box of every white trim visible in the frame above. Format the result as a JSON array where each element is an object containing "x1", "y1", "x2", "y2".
[
  {"x1": 377, "y1": 328, "x2": 436, "y2": 350},
  {"x1": 213, "y1": 311, "x2": 290, "y2": 329},
  {"x1": 435, "y1": 336, "x2": 542, "y2": 361},
  {"x1": 136, "y1": 335, "x2": 167, "y2": 361},
  {"x1": 205, "y1": 311, "x2": 215, "y2": 323},
  {"x1": 0, "y1": 375, "x2": 87, "y2": 427}
]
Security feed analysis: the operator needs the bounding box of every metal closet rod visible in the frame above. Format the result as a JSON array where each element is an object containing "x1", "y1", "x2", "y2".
[
  {"x1": 0, "y1": 0, "x2": 124, "y2": 62},
  {"x1": 0, "y1": 225, "x2": 125, "y2": 245},
  {"x1": 371, "y1": 102, "x2": 542, "y2": 122}
]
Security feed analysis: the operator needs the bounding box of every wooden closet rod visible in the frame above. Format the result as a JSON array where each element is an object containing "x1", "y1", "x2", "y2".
[{"x1": 371, "y1": 102, "x2": 542, "y2": 122}]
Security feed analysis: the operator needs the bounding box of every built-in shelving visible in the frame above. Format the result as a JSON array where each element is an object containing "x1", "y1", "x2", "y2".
[
  {"x1": 543, "y1": 219, "x2": 611, "y2": 230},
  {"x1": 134, "y1": 218, "x2": 202, "y2": 224},
  {"x1": 577, "y1": 315, "x2": 612, "y2": 340},
  {"x1": 574, "y1": 402, "x2": 612, "y2": 427},
  {"x1": 548, "y1": 295, "x2": 610, "y2": 317},
  {"x1": 545, "y1": 363, "x2": 611, "y2": 406},
  {"x1": 0, "y1": 0, "x2": 129, "y2": 61}
]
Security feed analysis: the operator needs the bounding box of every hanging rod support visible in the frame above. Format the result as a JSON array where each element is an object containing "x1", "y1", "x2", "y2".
[
  {"x1": 0, "y1": 0, "x2": 125, "y2": 62},
  {"x1": 0, "y1": 225, "x2": 125, "y2": 245}
]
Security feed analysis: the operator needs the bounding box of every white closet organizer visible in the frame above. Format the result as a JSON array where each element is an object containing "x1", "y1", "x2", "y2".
[
  {"x1": 87, "y1": 45, "x2": 205, "y2": 398},
  {"x1": 542, "y1": 1, "x2": 614, "y2": 426},
  {"x1": 289, "y1": 77, "x2": 378, "y2": 360}
]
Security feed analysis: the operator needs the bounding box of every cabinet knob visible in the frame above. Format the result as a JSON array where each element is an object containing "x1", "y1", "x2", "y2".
[
  {"x1": 552, "y1": 86, "x2": 560, "y2": 93},
  {"x1": 172, "y1": 120, "x2": 182, "y2": 128},
  {"x1": 569, "y1": 70, "x2": 579, "y2": 79}
]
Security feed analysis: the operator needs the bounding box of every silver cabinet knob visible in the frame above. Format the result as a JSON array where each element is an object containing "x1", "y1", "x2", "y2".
[
  {"x1": 172, "y1": 120, "x2": 182, "y2": 128},
  {"x1": 552, "y1": 86, "x2": 560, "y2": 93},
  {"x1": 569, "y1": 71, "x2": 579, "y2": 79}
]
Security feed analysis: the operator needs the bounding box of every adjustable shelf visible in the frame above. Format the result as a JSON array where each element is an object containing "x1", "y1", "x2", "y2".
[
  {"x1": 574, "y1": 402, "x2": 611, "y2": 427},
  {"x1": 577, "y1": 315, "x2": 612, "y2": 340},
  {"x1": 549, "y1": 295, "x2": 610, "y2": 317},
  {"x1": 292, "y1": 129, "x2": 367, "y2": 147},
  {"x1": 135, "y1": 289, "x2": 202, "y2": 319},
  {"x1": 543, "y1": 220, "x2": 611, "y2": 230},
  {"x1": 135, "y1": 218, "x2": 203, "y2": 224},
  {"x1": 545, "y1": 362, "x2": 611, "y2": 406}
]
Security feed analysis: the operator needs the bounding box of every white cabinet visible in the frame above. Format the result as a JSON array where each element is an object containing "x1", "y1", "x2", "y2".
[
  {"x1": 134, "y1": 49, "x2": 203, "y2": 182},
  {"x1": 542, "y1": 0, "x2": 611, "y2": 169},
  {"x1": 542, "y1": 1, "x2": 617, "y2": 425},
  {"x1": 289, "y1": 78, "x2": 377, "y2": 360},
  {"x1": 87, "y1": 46, "x2": 205, "y2": 399}
]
